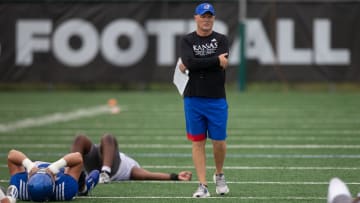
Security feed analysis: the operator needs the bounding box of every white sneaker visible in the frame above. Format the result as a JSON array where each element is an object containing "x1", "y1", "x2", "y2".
[
  {"x1": 99, "y1": 171, "x2": 111, "y2": 184},
  {"x1": 213, "y1": 174, "x2": 229, "y2": 195},
  {"x1": 192, "y1": 184, "x2": 210, "y2": 198}
]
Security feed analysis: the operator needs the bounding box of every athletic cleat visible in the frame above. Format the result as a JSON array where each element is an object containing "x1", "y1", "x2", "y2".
[
  {"x1": 213, "y1": 173, "x2": 229, "y2": 195},
  {"x1": 192, "y1": 183, "x2": 210, "y2": 198},
  {"x1": 99, "y1": 171, "x2": 111, "y2": 184},
  {"x1": 78, "y1": 170, "x2": 99, "y2": 196}
]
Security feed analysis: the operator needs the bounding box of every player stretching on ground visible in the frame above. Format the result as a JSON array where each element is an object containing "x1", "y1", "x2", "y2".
[
  {"x1": 7, "y1": 149, "x2": 99, "y2": 202},
  {"x1": 71, "y1": 133, "x2": 192, "y2": 183}
]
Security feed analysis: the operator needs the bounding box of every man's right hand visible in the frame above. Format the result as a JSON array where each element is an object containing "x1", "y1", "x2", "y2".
[{"x1": 218, "y1": 53, "x2": 229, "y2": 69}]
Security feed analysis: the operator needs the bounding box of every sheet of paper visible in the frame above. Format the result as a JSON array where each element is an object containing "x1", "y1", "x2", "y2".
[{"x1": 173, "y1": 58, "x2": 189, "y2": 96}]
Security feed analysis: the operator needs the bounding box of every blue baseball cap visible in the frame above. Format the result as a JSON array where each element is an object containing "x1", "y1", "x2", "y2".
[{"x1": 195, "y1": 3, "x2": 215, "y2": 16}]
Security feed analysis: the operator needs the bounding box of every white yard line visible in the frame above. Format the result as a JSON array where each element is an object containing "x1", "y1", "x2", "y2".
[
  {"x1": 0, "y1": 178, "x2": 358, "y2": 186},
  {"x1": 1, "y1": 143, "x2": 360, "y2": 149},
  {"x1": 0, "y1": 105, "x2": 120, "y2": 133},
  {"x1": 2, "y1": 135, "x2": 360, "y2": 142},
  {"x1": 129, "y1": 153, "x2": 360, "y2": 159},
  {"x1": 77, "y1": 196, "x2": 326, "y2": 200},
  {"x1": 141, "y1": 165, "x2": 360, "y2": 170},
  {"x1": 1, "y1": 152, "x2": 360, "y2": 159},
  {"x1": 117, "y1": 144, "x2": 360, "y2": 149},
  {"x1": 1, "y1": 164, "x2": 360, "y2": 171},
  {"x1": 78, "y1": 180, "x2": 360, "y2": 185}
]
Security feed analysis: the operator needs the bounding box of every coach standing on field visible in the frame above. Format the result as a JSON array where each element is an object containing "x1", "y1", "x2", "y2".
[{"x1": 179, "y1": 2, "x2": 230, "y2": 198}]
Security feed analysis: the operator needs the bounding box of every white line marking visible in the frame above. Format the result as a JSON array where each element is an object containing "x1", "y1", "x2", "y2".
[
  {"x1": 0, "y1": 105, "x2": 121, "y2": 133},
  {"x1": 1, "y1": 152, "x2": 360, "y2": 159},
  {"x1": 141, "y1": 165, "x2": 360, "y2": 170},
  {"x1": 118, "y1": 144, "x2": 360, "y2": 149},
  {"x1": 1, "y1": 143, "x2": 359, "y2": 149},
  {"x1": 132, "y1": 153, "x2": 360, "y2": 159},
  {"x1": 0, "y1": 179, "x2": 358, "y2": 185},
  {"x1": 1, "y1": 130, "x2": 359, "y2": 138},
  {"x1": 231, "y1": 144, "x2": 360, "y2": 149},
  {"x1": 1, "y1": 164, "x2": 359, "y2": 171},
  {"x1": 103, "y1": 180, "x2": 360, "y2": 185},
  {"x1": 1, "y1": 135, "x2": 360, "y2": 145},
  {"x1": 77, "y1": 196, "x2": 326, "y2": 200}
]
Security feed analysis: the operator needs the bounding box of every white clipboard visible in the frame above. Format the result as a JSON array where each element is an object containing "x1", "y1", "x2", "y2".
[{"x1": 173, "y1": 58, "x2": 189, "y2": 96}]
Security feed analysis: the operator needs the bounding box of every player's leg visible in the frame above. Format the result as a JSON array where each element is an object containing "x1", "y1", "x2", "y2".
[
  {"x1": 71, "y1": 134, "x2": 102, "y2": 190},
  {"x1": 71, "y1": 134, "x2": 102, "y2": 173},
  {"x1": 71, "y1": 134, "x2": 93, "y2": 156},
  {"x1": 99, "y1": 134, "x2": 118, "y2": 172},
  {"x1": 99, "y1": 133, "x2": 121, "y2": 183}
]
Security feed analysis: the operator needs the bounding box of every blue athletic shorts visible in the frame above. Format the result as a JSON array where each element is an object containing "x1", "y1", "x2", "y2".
[{"x1": 184, "y1": 97, "x2": 228, "y2": 141}]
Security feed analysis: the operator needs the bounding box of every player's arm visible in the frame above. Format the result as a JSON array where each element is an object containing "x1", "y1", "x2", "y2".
[
  {"x1": 7, "y1": 149, "x2": 36, "y2": 176},
  {"x1": 180, "y1": 37, "x2": 219, "y2": 71},
  {"x1": 130, "y1": 167, "x2": 192, "y2": 181},
  {"x1": 217, "y1": 35, "x2": 229, "y2": 69},
  {"x1": 177, "y1": 171, "x2": 193, "y2": 181},
  {"x1": 218, "y1": 53, "x2": 229, "y2": 69},
  {"x1": 47, "y1": 152, "x2": 83, "y2": 181}
]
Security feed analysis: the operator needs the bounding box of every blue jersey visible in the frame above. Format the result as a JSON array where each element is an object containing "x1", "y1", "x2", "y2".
[{"x1": 9, "y1": 161, "x2": 78, "y2": 201}]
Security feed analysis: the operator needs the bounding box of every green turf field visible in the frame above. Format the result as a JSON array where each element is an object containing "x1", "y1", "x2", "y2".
[{"x1": 0, "y1": 90, "x2": 360, "y2": 202}]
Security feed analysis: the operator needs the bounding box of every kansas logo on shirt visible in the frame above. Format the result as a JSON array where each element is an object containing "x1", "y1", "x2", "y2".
[{"x1": 193, "y1": 38, "x2": 218, "y2": 56}]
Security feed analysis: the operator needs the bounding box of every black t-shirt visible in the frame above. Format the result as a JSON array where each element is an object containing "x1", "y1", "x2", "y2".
[{"x1": 180, "y1": 31, "x2": 229, "y2": 98}]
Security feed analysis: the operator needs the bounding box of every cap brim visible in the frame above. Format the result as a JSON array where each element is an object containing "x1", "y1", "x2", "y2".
[{"x1": 196, "y1": 11, "x2": 214, "y2": 16}]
